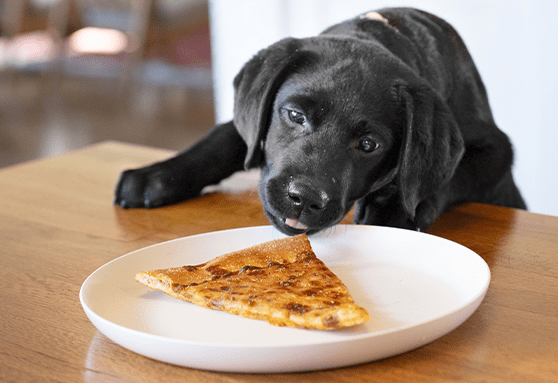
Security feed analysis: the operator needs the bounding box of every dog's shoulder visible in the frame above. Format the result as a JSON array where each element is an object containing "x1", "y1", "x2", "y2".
[
  {"x1": 321, "y1": 8, "x2": 455, "y2": 41},
  {"x1": 319, "y1": 8, "x2": 471, "y2": 99},
  {"x1": 317, "y1": 8, "x2": 436, "y2": 76}
]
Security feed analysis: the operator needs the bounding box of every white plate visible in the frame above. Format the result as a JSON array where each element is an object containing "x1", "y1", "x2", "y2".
[{"x1": 80, "y1": 225, "x2": 490, "y2": 373}]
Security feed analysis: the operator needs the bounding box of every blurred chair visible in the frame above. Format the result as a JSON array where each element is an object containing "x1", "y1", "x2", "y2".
[
  {"x1": 0, "y1": 0, "x2": 151, "y2": 86},
  {"x1": 69, "y1": 0, "x2": 152, "y2": 87},
  {"x1": 0, "y1": 0, "x2": 69, "y2": 72}
]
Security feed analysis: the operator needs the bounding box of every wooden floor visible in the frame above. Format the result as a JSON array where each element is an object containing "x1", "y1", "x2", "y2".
[{"x1": 0, "y1": 71, "x2": 216, "y2": 169}]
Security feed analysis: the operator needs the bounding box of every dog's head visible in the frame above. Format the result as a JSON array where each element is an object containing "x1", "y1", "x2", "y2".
[{"x1": 233, "y1": 37, "x2": 464, "y2": 234}]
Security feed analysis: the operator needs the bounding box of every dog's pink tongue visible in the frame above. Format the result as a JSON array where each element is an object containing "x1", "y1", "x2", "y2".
[{"x1": 285, "y1": 218, "x2": 308, "y2": 230}]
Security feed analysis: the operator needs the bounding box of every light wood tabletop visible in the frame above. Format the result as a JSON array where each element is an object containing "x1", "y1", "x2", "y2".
[{"x1": 1, "y1": 141, "x2": 557, "y2": 382}]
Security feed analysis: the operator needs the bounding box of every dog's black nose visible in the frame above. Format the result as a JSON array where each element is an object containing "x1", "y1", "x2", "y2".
[{"x1": 287, "y1": 181, "x2": 329, "y2": 211}]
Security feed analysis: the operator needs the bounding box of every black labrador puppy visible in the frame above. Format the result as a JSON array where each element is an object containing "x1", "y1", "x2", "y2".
[{"x1": 114, "y1": 7, "x2": 526, "y2": 235}]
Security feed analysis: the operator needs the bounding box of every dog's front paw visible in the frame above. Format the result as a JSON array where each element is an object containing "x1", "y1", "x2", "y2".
[{"x1": 114, "y1": 166, "x2": 201, "y2": 209}]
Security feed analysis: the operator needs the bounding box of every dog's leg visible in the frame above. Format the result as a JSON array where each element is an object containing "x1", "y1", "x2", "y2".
[
  {"x1": 354, "y1": 187, "x2": 419, "y2": 230},
  {"x1": 114, "y1": 120, "x2": 247, "y2": 208},
  {"x1": 449, "y1": 120, "x2": 527, "y2": 210}
]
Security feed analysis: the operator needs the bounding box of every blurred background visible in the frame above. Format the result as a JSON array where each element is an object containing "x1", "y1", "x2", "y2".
[
  {"x1": 1, "y1": 0, "x2": 557, "y2": 216},
  {"x1": 0, "y1": 0, "x2": 214, "y2": 167}
]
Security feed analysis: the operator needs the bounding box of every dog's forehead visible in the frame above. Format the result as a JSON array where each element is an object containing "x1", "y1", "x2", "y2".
[
  {"x1": 285, "y1": 44, "x2": 398, "y2": 95},
  {"x1": 280, "y1": 62, "x2": 371, "y2": 97},
  {"x1": 277, "y1": 66, "x2": 393, "y2": 115}
]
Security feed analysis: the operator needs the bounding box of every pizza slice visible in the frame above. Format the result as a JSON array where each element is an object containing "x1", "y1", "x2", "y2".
[{"x1": 135, "y1": 234, "x2": 370, "y2": 330}]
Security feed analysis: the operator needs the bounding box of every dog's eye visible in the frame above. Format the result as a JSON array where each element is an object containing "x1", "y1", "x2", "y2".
[
  {"x1": 357, "y1": 138, "x2": 379, "y2": 153},
  {"x1": 288, "y1": 110, "x2": 307, "y2": 125}
]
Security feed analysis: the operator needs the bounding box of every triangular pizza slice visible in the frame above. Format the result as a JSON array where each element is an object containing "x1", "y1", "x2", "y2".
[{"x1": 135, "y1": 234, "x2": 370, "y2": 330}]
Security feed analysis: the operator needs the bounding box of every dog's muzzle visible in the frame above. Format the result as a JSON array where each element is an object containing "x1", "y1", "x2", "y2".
[{"x1": 260, "y1": 175, "x2": 347, "y2": 235}]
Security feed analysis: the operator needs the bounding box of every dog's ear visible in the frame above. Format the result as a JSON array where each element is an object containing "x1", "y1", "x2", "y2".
[
  {"x1": 396, "y1": 82, "x2": 465, "y2": 224},
  {"x1": 233, "y1": 38, "x2": 317, "y2": 169}
]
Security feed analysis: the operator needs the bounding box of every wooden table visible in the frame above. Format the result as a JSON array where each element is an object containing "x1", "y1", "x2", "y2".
[{"x1": 1, "y1": 141, "x2": 557, "y2": 383}]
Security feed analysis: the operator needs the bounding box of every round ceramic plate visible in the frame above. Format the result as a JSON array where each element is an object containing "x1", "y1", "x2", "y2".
[{"x1": 80, "y1": 225, "x2": 490, "y2": 373}]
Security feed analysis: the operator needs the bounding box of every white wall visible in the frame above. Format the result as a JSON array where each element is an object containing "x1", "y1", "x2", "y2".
[{"x1": 208, "y1": 0, "x2": 558, "y2": 217}]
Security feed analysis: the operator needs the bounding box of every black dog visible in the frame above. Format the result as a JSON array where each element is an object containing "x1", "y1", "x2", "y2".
[{"x1": 114, "y1": 7, "x2": 526, "y2": 234}]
